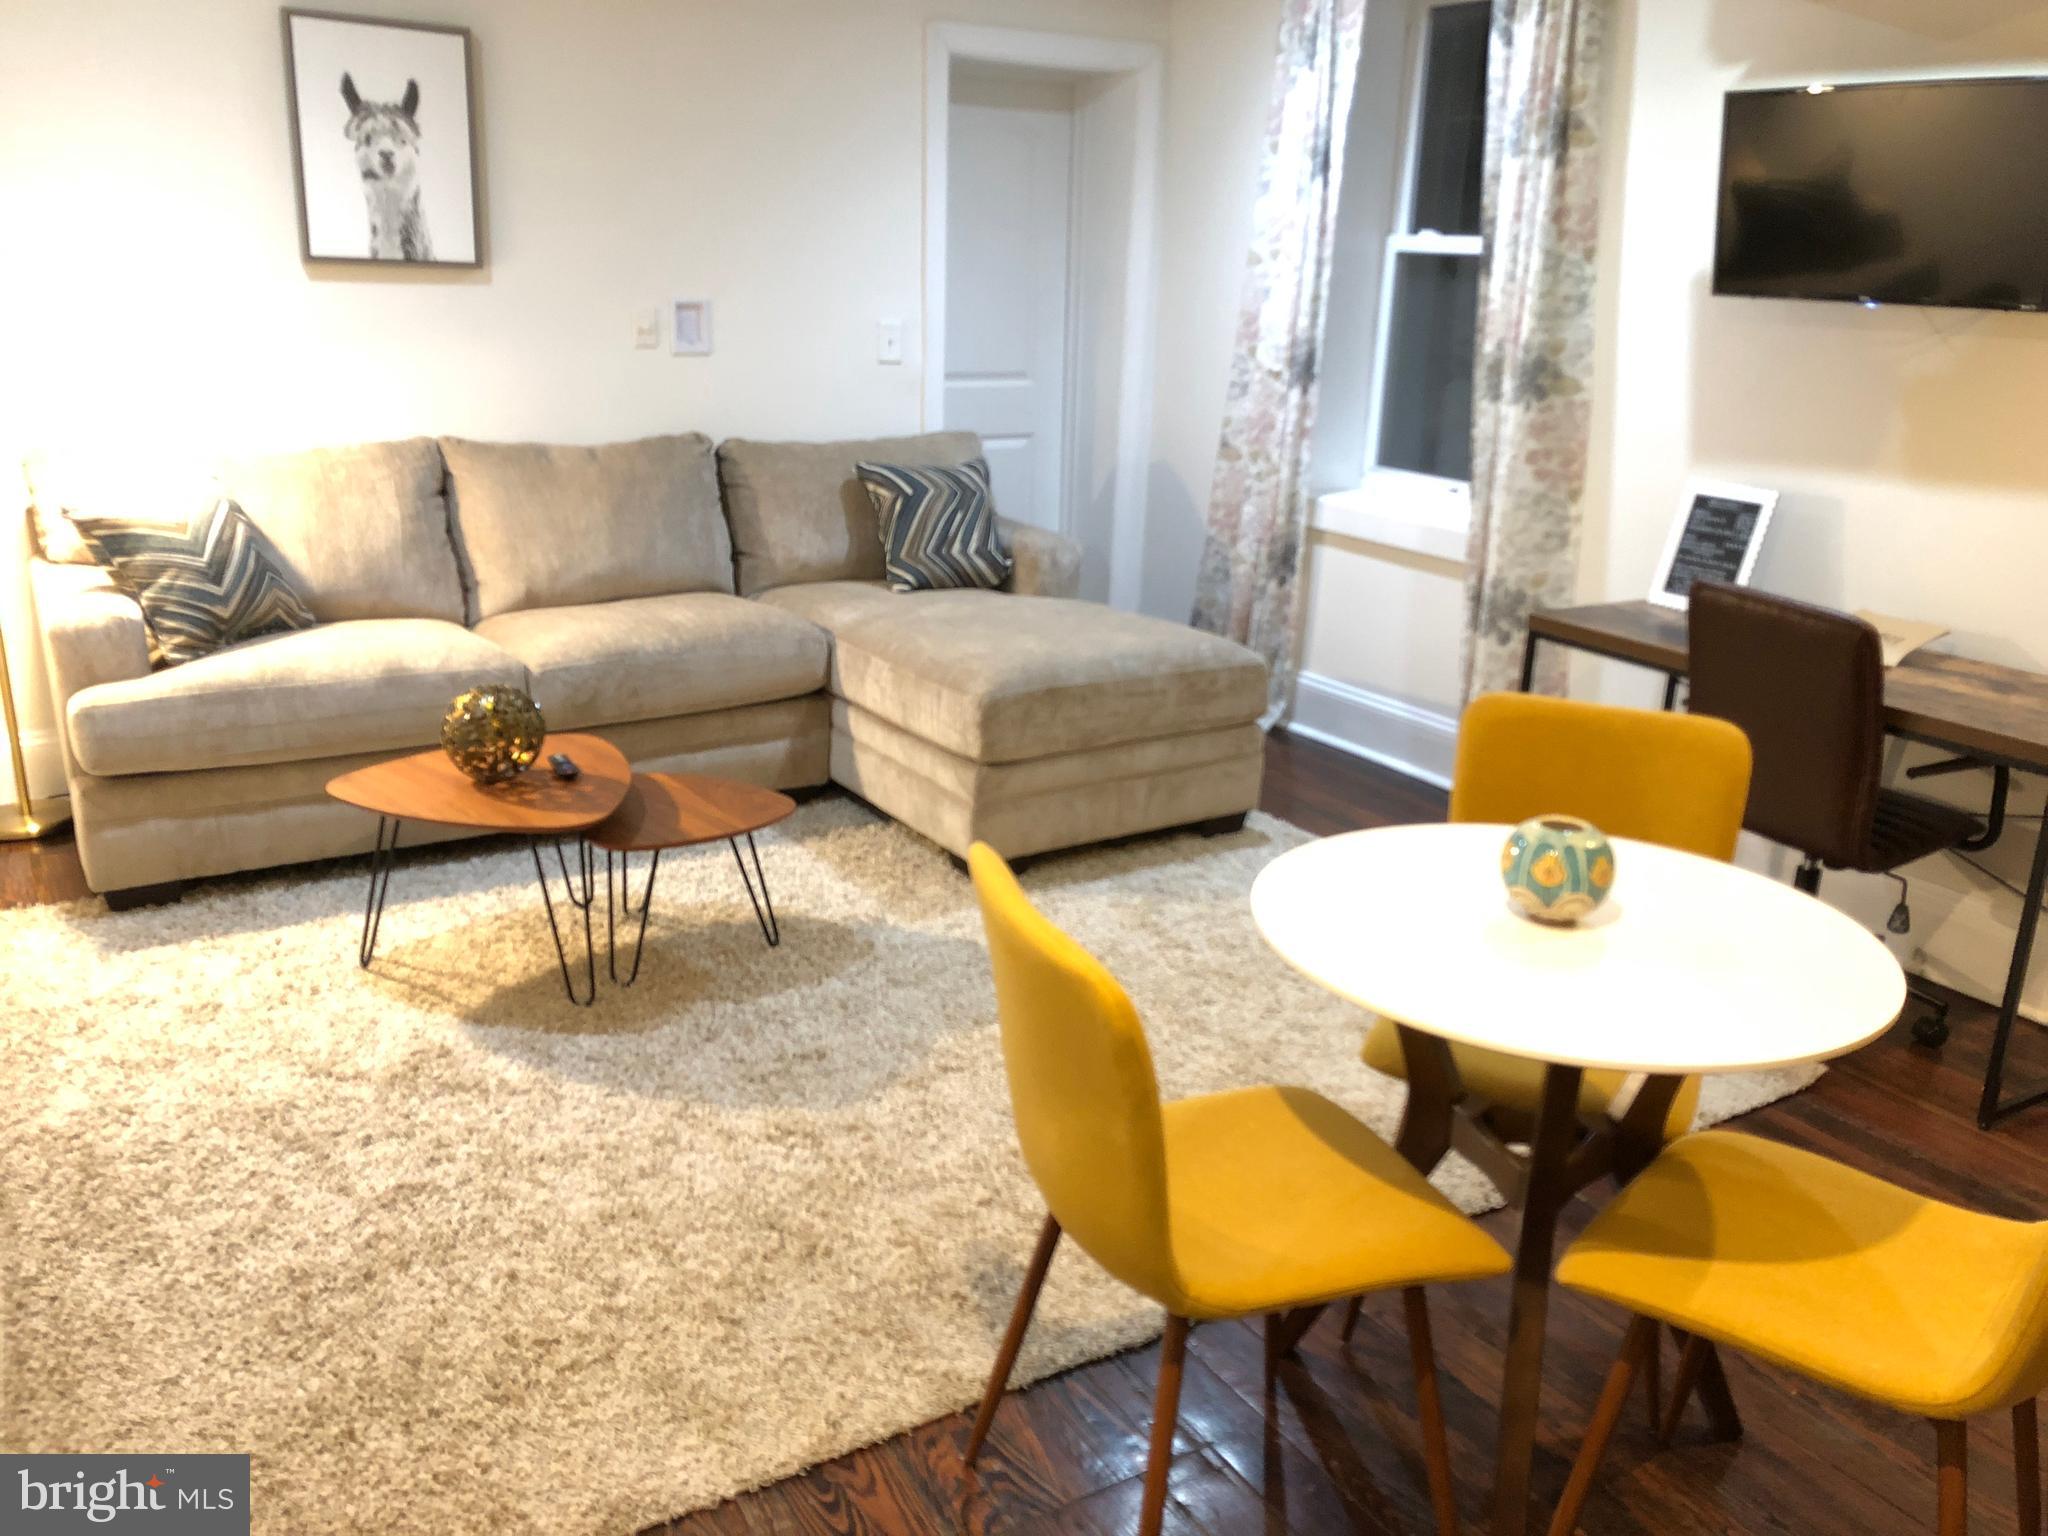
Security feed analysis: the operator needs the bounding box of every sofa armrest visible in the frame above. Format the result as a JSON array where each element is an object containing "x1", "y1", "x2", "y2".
[
  {"x1": 1000, "y1": 517, "x2": 1083, "y2": 600},
  {"x1": 28, "y1": 557, "x2": 151, "y2": 709}
]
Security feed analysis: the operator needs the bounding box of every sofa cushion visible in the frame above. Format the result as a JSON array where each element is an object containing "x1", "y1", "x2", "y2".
[
  {"x1": 219, "y1": 438, "x2": 465, "y2": 624},
  {"x1": 757, "y1": 585, "x2": 1268, "y2": 763},
  {"x1": 67, "y1": 619, "x2": 523, "y2": 776},
  {"x1": 717, "y1": 431, "x2": 981, "y2": 596},
  {"x1": 442, "y1": 435, "x2": 731, "y2": 621},
  {"x1": 473, "y1": 592, "x2": 829, "y2": 731},
  {"x1": 753, "y1": 578, "x2": 898, "y2": 632}
]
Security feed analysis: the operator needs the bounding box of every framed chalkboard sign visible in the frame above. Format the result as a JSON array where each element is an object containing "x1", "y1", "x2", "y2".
[{"x1": 1648, "y1": 480, "x2": 1779, "y2": 610}]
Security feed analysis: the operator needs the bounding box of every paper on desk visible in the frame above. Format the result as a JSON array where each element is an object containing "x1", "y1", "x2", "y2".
[{"x1": 1855, "y1": 610, "x2": 1949, "y2": 669}]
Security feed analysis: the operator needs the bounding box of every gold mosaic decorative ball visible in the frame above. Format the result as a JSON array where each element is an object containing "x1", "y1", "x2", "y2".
[{"x1": 440, "y1": 685, "x2": 546, "y2": 785}]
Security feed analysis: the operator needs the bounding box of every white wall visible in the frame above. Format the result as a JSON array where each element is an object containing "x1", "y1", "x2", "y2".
[
  {"x1": 1596, "y1": 0, "x2": 2048, "y2": 669},
  {"x1": 1592, "y1": 0, "x2": 2048, "y2": 1012},
  {"x1": 1067, "y1": 70, "x2": 1143, "y2": 603},
  {"x1": 0, "y1": 0, "x2": 1168, "y2": 807},
  {"x1": 1141, "y1": 0, "x2": 1281, "y2": 621}
]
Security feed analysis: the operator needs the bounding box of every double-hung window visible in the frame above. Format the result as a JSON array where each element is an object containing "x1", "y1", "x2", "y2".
[{"x1": 1367, "y1": 0, "x2": 1490, "y2": 492}]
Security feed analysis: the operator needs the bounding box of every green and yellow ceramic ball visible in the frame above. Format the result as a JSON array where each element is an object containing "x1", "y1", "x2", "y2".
[{"x1": 1501, "y1": 815, "x2": 1616, "y2": 925}]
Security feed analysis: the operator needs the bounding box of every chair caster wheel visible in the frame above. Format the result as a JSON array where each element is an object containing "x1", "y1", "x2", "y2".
[{"x1": 1911, "y1": 1015, "x2": 1950, "y2": 1049}]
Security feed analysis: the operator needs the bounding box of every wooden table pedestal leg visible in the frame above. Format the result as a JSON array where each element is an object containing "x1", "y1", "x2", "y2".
[{"x1": 1489, "y1": 1062, "x2": 1584, "y2": 1536}]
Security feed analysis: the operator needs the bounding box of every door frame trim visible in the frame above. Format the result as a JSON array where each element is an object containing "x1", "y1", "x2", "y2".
[{"x1": 925, "y1": 23, "x2": 1163, "y2": 611}]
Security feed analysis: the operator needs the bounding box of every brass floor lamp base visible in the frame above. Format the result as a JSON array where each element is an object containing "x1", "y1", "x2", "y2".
[
  {"x1": 1, "y1": 809, "x2": 69, "y2": 843},
  {"x1": 2, "y1": 611, "x2": 66, "y2": 844}
]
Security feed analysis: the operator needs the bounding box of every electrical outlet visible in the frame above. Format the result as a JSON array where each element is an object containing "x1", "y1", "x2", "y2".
[
  {"x1": 633, "y1": 310, "x2": 660, "y2": 350},
  {"x1": 876, "y1": 319, "x2": 904, "y2": 365}
]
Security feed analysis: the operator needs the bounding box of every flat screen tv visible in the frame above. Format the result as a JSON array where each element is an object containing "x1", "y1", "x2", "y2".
[{"x1": 1715, "y1": 76, "x2": 2048, "y2": 313}]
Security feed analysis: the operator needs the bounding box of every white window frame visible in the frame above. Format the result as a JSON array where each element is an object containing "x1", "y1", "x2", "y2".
[{"x1": 1360, "y1": 0, "x2": 1488, "y2": 520}]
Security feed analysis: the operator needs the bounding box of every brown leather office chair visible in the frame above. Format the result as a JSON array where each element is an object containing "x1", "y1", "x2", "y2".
[{"x1": 1687, "y1": 582, "x2": 1982, "y2": 1046}]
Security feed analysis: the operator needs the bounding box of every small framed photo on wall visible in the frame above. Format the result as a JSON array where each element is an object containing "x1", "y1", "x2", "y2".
[
  {"x1": 672, "y1": 300, "x2": 713, "y2": 356},
  {"x1": 1647, "y1": 479, "x2": 1779, "y2": 610},
  {"x1": 283, "y1": 9, "x2": 481, "y2": 266}
]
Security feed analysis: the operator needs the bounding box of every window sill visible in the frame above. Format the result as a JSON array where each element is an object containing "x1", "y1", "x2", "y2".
[{"x1": 1312, "y1": 472, "x2": 1471, "y2": 564}]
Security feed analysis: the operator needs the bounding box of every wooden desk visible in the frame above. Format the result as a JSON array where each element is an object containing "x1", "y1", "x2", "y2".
[{"x1": 1524, "y1": 601, "x2": 2048, "y2": 1128}]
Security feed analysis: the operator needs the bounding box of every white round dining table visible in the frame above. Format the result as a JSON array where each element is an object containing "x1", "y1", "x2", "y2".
[
  {"x1": 1249, "y1": 822, "x2": 1906, "y2": 1536},
  {"x1": 1251, "y1": 822, "x2": 1906, "y2": 1076}
]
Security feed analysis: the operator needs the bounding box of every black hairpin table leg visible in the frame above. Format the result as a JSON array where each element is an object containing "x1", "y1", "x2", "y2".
[
  {"x1": 731, "y1": 832, "x2": 780, "y2": 948},
  {"x1": 359, "y1": 815, "x2": 403, "y2": 968},
  {"x1": 530, "y1": 836, "x2": 598, "y2": 1006},
  {"x1": 605, "y1": 848, "x2": 662, "y2": 986}
]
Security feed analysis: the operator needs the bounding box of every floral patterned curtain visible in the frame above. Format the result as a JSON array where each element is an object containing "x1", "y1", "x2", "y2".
[
  {"x1": 1461, "y1": 0, "x2": 1608, "y2": 700},
  {"x1": 1190, "y1": 0, "x2": 1367, "y2": 725}
]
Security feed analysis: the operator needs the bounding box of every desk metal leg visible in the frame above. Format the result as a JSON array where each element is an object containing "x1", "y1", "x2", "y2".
[
  {"x1": 1519, "y1": 632, "x2": 1539, "y2": 693},
  {"x1": 605, "y1": 848, "x2": 661, "y2": 987},
  {"x1": 1661, "y1": 673, "x2": 1681, "y2": 711},
  {"x1": 1979, "y1": 810, "x2": 2048, "y2": 1127},
  {"x1": 730, "y1": 833, "x2": 781, "y2": 948},
  {"x1": 358, "y1": 816, "x2": 402, "y2": 968},
  {"x1": 530, "y1": 837, "x2": 597, "y2": 1007},
  {"x1": 1490, "y1": 1061, "x2": 1584, "y2": 1536}
]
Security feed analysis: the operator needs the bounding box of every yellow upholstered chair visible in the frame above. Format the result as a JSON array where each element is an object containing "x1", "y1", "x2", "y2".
[
  {"x1": 963, "y1": 842, "x2": 1512, "y2": 1536},
  {"x1": 1548, "y1": 1130, "x2": 2048, "y2": 1535},
  {"x1": 1360, "y1": 692, "x2": 1754, "y2": 1146}
]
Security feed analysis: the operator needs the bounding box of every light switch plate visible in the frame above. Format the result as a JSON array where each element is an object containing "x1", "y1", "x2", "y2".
[
  {"x1": 633, "y1": 309, "x2": 660, "y2": 350},
  {"x1": 876, "y1": 318, "x2": 904, "y2": 365}
]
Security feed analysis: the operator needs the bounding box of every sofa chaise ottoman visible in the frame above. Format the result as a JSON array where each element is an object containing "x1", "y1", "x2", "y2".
[{"x1": 724, "y1": 434, "x2": 1269, "y2": 861}]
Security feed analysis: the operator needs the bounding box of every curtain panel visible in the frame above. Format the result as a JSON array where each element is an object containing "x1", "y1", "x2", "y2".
[
  {"x1": 1461, "y1": 0, "x2": 1609, "y2": 701},
  {"x1": 1190, "y1": 0, "x2": 1368, "y2": 726}
]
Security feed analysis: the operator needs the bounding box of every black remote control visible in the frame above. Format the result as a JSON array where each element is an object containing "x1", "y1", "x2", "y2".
[{"x1": 549, "y1": 753, "x2": 580, "y2": 780}]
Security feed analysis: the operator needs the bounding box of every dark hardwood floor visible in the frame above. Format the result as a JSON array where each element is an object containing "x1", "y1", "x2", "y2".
[{"x1": 6, "y1": 732, "x2": 2045, "y2": 1534}]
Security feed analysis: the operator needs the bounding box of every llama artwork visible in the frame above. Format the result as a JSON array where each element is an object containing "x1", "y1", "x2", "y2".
[
  {"x1": 284, "y1": 11, "x2": 478, "y2": 266},
  {"x1": 341, "y1": 73, "x2": 432, "y2": 261}
]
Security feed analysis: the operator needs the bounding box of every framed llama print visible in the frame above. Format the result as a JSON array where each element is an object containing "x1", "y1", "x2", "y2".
[{"x1": 282, "y1": 9, "x2": 481, "y2": 266}]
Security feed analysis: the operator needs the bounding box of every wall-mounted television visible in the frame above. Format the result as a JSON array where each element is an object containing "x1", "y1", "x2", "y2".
[{"x1": 1714, "y1": 76, "x2": 2048, "y2": 313}]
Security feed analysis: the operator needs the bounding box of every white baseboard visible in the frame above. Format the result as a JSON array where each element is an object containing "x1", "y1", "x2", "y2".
[
  {"x1": 0, "y1": 726, "x2": 69, "y2": 810},
  {"x1": 1287, "y1": 671, "x2": 1456, "y2": 790}
]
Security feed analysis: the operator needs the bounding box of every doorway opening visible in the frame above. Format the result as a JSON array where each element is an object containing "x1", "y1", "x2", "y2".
[{"x1": 924, "y1": 25, "x2": 1161, "y2": 608}]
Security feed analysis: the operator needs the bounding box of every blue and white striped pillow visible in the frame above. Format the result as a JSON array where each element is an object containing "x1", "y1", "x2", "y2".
[
  {"x1": 68, "y1": 497, "x2": 316, "y2": 667},
  {"x1": 856, "y1": 458, "x2": 1013, "y2": 593}
]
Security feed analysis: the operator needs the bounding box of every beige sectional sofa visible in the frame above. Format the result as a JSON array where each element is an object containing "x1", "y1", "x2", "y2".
[{"x1": 27, "y1": 430, "x2": 1267, "y2": 901}]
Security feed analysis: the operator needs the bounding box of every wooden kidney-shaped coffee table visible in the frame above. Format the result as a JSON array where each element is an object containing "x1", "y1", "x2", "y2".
[
  {"x1": 326, "y1": 732, "x2": 632, "y2": 1005},
  {"x1": 585, "y1": 773, "x2": 797, "y2": 986}
]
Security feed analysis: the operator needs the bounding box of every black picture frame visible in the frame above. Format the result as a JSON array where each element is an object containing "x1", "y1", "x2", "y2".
[{"x1": 282, "y1": 8, "x2": 483, "y2": 268}]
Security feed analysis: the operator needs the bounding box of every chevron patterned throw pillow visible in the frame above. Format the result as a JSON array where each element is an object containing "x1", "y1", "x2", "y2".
[
  {"x1": 68, "y1": 497, "x2": 317, "y2": 667},
  {"x1": 856, "y1": 457, "x2": 1014, "y2": 594}
]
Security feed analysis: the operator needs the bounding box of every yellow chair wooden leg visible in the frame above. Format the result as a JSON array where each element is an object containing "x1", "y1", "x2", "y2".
[
  {"x1": 1403, "y1": 1288, "x2": 1460, "y2": 1536},
  {"x1": 1641, "y1": 1323, "x2": 1662, "y2": 1438},
  {"x1": 1341, "y1": 1294, "x2": 1364, "y2": 1342},
  {"x1": 963, "y1": 1215, "x2": 1060, "y2": 1469},
  {"x1": 1139, "y1": 1315, "x2": 1190, "y2": 1536},
  {"x1": 1936, "y1": 1419, "x2": 1968, "y2": 1536},
  {"x1": 2017, "y1": 1399, "x2": 2039, "y2": 1536},
  {"x1": 1546, "y1": 1316, "x2": 1657, "y2": 1536}
]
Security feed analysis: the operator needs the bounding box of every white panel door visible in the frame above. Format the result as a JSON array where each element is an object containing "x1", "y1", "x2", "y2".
[{"x1": 945, "y1": 73, "x2": 1074, "y2": 534}]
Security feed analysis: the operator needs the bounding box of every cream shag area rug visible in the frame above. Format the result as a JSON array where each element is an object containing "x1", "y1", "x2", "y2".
[{"x1": 0, "y1": 799, "x2": 1820, "y2": 1533}]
